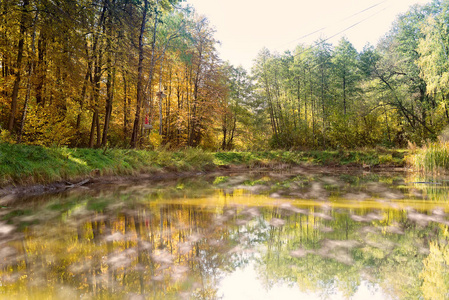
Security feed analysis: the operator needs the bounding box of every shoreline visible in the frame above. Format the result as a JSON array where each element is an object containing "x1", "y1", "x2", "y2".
[
  {"x1": 0, "y1": 143, "x2": 413, "y2": 200},
  {"x1": 0, "y1": 163, "x2": 411, "y2": 201}
]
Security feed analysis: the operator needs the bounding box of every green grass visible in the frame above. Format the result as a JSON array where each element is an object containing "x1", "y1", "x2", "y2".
[
  {"x1": 212, "y1": 149, "x2": 406, "y2": 167},
  {"x1": 408, "y1": 142, "x2": 449, "y2": 174},
  {"x1": 0, "y1": 144, "x2": 215, "y2": 186},
  {"x1": 0, "y1": 143, "x2": 408, "y2": 187}
]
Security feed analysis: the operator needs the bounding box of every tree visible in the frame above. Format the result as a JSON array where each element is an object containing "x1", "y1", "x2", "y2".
[
  {"x1": 220, "y1": 64, "x2": 253, "y2": 150},
  {"x1": 331, "y1": 37, "x2": 359, "y2": 116},
  {"x1": 8, "y1": 0, "x2": 30, "y2": 132},
  {"x1": 418, "y1": 0, "x2": 449, "y2": 124},
  {"x1": 130, "y1": 0, "x2": 149, "y2": 148}
]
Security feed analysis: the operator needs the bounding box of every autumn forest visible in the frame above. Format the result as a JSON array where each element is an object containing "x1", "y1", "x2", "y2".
[
  {"x1": 3, "y1": 2, "x2": 449, "y2": 298},
  {"x1": 2, "y1": 0, "x2": 449, "y2": 150}
]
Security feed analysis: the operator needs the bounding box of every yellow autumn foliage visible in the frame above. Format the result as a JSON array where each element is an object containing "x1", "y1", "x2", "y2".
[
  {"x1": 21, "y1": 106, "x2": 74, "y2": 146},
  {"x1": 149, "y1": 131, "x2": 162, "y2": 149}
]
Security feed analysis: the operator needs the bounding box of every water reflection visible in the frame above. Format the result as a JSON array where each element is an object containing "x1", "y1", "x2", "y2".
[{"x1": 0, "y1": 171, "x2": 449, "y2": 299}]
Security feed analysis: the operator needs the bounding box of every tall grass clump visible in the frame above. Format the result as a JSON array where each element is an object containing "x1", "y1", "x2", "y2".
[
  {"x1": 410, "y1": 142, "x2": 449, "y2": 174},
  {"x1": 174, "y1": 148, "x2": 215, "y2": 171},
  {"x1": 152, "y1": 148, "x2": 214, "y2": 171}
]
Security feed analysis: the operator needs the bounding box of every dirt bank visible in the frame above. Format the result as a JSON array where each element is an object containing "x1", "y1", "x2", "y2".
[{"x1": 0, "y1": 163, "x2": 410, "y2": 204}]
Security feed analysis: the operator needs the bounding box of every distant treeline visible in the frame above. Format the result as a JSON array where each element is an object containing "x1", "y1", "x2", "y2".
[{"x1": 251, "y1": 0, "x2": 449, "y2": 149}]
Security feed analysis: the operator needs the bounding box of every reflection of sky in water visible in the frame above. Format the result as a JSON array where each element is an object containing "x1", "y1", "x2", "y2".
[
  {"x1": 219, "y1": 263, "x2": 391, "y2": 300},
  {"x1": 1, "y1": 171, "x2": 449, "y2": 299}
]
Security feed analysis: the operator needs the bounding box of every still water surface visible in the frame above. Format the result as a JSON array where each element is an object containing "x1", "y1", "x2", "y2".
[{"x1": 0, "y1": 169, "x2": 448, "y2": 299}]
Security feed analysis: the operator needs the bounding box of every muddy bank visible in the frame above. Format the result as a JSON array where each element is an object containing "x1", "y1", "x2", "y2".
[{"x1": 0, "y1": 163, "x2": 410, "y2": 202}]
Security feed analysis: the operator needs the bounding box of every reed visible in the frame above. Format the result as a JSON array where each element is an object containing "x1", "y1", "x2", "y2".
[{"x1": 410, "y1": 142, "x2": 449, "y2": 174}]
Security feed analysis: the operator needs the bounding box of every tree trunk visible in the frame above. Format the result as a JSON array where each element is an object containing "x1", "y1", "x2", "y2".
[
  {"x1": 17, "y1": 5, "x2": 39, "y2": 143},
  {"x1": 101, "y1": 60, "x2": 114, "y2": 146},
  {"x1": 122, "y1": 69, "x2": 129, "y2": 137},
  {"x1": 311, "y1": 76, "x2": 315, "y2": 147},
  {"x1": 89, "y1": 109, "x2": 98, "y2": 147},
  {"x1": 343, "y1": 70, "x2": 346, "y2": 115},
  {"x1": 89, "y1": 54, "x2": 103, "y2": 148},
  {"x1": 8, "y1": 0, "x2": 29, "y2": 132},
  {"x1": 158, "y1": 51, "x2": 166, "y2": 136},
  {"x1": 321, "y1": 67, "x2": 326, "y2": 149},
  {"x1": 35, "y1": 30, "x2": 47, "y2": 106},
  {"x1": 221, "y1": 114, "x2": 227, "y2": 151},
  {"x1": 165, "y1": 65, "x2": 173, "y2": 140},
  {"x1": 228, "y1": 115, "x2": 237, "y2": 150},
  {"x1": 383, "y1": 104, "x2": 391, "y2": 144},
  {"x1": 77, "y1": 58, "x2": 92, "y2": 130},
  {"x1": 77, "y1": 40, "x2": 92, "y2": 131},
  {"x1": 189, "y1": 49, "x2": 203, "y2": 147},
  {"x1": 304, "y1": 69, "x2": 308, "y2": 129},
  {"x1": 89, "y1": 0, "x2": 107, "y2": 148},
  {"x1": 102, "y1": 3, "x2": 115, "y2": 147},
  {"x1": 131, "y1": 0, "x2": 149, "y2": 148},
  {"x1": 1, "y1": 0, "x2": 9, "y2": 78},
  {"x1": 296, "y1": 76, "x2": 300, "y2": 130}
]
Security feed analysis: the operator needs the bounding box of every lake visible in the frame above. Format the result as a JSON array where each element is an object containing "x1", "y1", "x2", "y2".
[{"x1": 0, "y1": 168, "x2": 448, "y2": 299}]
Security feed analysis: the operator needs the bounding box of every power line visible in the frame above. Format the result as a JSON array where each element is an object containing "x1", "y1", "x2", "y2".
[
  {"x1": 277, "y1": 0, "x2": 389, "y2": 49},
  {"x1": 339, "y1": 0, "x2": 389, "y2": 24},
  {"x1": 291, "y1": 5, "x2": 389, "y2": 60},
  {"x1": 282, "y1": 27, "x2": 326, "y2": 47},
  {"x1": 321, "y1": 6, "x2": 388, "y2": 44}
]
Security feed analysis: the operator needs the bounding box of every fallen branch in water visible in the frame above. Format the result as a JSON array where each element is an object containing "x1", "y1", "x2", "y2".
[{"x1": 64, "y1": 178, "x2": 91, "y2": 189}]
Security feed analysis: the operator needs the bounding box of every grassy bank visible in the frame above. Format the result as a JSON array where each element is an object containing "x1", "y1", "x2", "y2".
[
  {"x1": 213, "y1": 149, "x2": 406, "y2": 167},
  {"x1": 0, "y1": 143, "x2": 408, "y2": 186},
  {"x1": 0, "y1": 144, "x2": 216, "y2": 186}
]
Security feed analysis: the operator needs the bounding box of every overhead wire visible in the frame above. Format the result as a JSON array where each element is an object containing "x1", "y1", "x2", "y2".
[
  {"x1": 277, "y1": 0, "x2": 389, "y2": 49},
  {"x1": 319, "y1": 6, "x2": 388, "y2": 45},
  {"x1": 290, "y1": 3, "x2": 390, "y2": 61}
]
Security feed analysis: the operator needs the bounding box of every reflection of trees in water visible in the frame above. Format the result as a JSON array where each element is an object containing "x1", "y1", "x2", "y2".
[
  {"x1": 257, "y1": 204, "x2": 449, "y2": 299},
  {"x1": 0, "y1": 173, "x2": 449, "y2": 299},
  {"x1": 421, "y1": 240, "x2": 449, "y2": 300},
  {"x1": 0, "y1": 202, "x2": 241, "y2": 299}
]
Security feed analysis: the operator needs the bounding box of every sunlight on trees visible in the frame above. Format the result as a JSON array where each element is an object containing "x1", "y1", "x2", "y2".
[{"x1": 2, "y1": 0, "x2": 449, "y2": 149}]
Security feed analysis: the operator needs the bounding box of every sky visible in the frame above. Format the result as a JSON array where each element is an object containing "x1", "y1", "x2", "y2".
[
  {"x1": 184, "y1": 0, "x2": 432, "y2": 71},
  {"x1": 217, "y1": 263, "x2": 389, "y2": 300}
]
